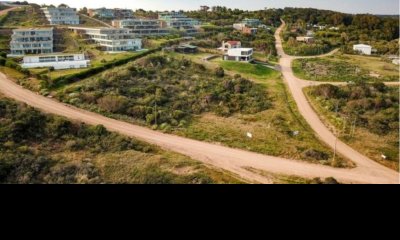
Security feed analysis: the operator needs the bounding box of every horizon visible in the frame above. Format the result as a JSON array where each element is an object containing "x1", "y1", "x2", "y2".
[{"x1": 11, "y1": 0, "x2": 400, "y2": 15}]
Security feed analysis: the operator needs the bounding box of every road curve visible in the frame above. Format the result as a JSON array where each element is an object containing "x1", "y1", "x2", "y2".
[
  {"x1": 275, "y1": 20, "x2": 399, "y2": 183},
  {"x1": 1, "y1": 72, "x2": 399, "y2": 183},
  {"x1": 0, "y1": 6, "x2": 20, "y2": 16}
]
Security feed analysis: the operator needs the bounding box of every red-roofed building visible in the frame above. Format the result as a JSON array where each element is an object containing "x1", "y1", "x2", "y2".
[{"x1": 219, "y1": 41, "x2": 242, "y2": 52}]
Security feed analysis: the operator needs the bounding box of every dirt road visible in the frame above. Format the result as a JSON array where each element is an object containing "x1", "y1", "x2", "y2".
[
  {"x1": 0, "y1": 6, "x2": 19, "y2": 16},
  {"x1": 275, "y1": 20, "x2": 399, "y2": 182},
  {"x1": 0, "y1": 72, "x2": 398, "y2": 184}
]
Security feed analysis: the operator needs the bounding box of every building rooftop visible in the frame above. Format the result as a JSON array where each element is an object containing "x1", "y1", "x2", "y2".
[
  {"x1": 354, "y1": 44, "x2": 372, "y2": 47},
  {"x1": 13, "y1": 27, "x2": 53, "y2": 31},
  {"x1": 226, "y1": 41, "x2": 241, "y2": 45}
]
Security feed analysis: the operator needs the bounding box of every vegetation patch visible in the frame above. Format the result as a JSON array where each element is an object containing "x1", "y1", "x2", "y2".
[
  {"x1": 293, "y1": 55, "x2": 399, "y2": 82},
  {"x1": 305, "y1": 83, "x2": 399, "y2": 170},
  {"x1": 0, "y1": 96, "x2": 242, "y2": 184}
]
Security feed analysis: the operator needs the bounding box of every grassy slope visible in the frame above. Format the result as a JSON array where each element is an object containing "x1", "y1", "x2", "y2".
[
  {"x1": 303, "y1": 87, "x2": 399, "y2": 170},
  {"x1": 170, "y1": 53, "x2": 352, "y2": 167},
  {"x1": 292, "y1": 54, "x2": 399, "y2": 82},
  {"x1": 0, "y1": 5, "x2": 47, "y2": 27},
  {"x1": 0, "y1": 94, "x2": 244, "y2": 184}
]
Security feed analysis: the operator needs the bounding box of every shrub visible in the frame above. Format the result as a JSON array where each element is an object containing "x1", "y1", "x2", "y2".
[
  {"x1": 215, "y1": 67, "x2": 225, "y2": 78},
  {"x1": 97, "y1": 95, "x2": 128, "y2": 113}
]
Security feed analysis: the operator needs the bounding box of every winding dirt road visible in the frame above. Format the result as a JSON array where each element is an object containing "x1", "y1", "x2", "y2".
[
  {"x1": 0, "y1": 72, "x2": 398, "y2": 183},
  {"x1": 0, "y1": 6, "x2": 20, "y2": 16},
  {"x1": 275, "y1": 20, "x2": 399, "y2": 183}
]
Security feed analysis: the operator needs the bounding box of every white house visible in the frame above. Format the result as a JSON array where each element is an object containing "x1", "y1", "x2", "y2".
[
  {"x1": 296, "y1": 36, "x2": 314, "y2": 43},
  {"x1": 223, "y1": 48, "x2": 253, "y2": 62},
  {"x1": 353, "y1": 44, "x2": 372, "y2": 55},
  {"x1": 21, "y1": 53, "x2": 90, "y2": 70}
]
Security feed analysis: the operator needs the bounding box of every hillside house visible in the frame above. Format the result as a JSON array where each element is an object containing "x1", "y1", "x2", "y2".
[
  {"x1": 21, "y1": 53, "x2": 90, "y2": 70},
  {"x1": 353, "y1": 44, "x2": 372, "y2": 55},
  {"x1": 223, "y1": 48, "x2": 253, "y2": 62}
]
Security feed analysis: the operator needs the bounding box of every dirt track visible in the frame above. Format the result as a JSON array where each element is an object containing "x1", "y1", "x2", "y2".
[
  {"x1": 275, "y1": 20, "x2": 399, "y2": 183},
  {"x1": 1, "y1": 71, "x2": 398, "y2": 184}
]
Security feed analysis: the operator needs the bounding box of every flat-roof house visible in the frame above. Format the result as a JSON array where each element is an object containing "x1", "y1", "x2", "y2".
[
  {"x1": 241, "y1": 18, "x2": 261, "y2": 27},
  {"x1": 8, "y1": 28, "x2": 53, "y2": 56},
  {"x1": 69, "y1": 27, "x2": 142, "y2": 52},
  {"x1": 296, "y1": 36, "x2": 314, "y2": 43},
  {"x1": 174, "y1": 44, "x2": 198, "y2": 54},
  {"x1": 112, "y1": 19, "x2": 170, "y2": 37},
  {"x1": 223, "y1": 48, "x2": 253, "y2": 62},
  {"x1": 158, "y1": 11, "x2": 200, "y2": 35},
  {"x1": 88, "y1": 8, "x2": 133, "y2": 19},
  {"x1": 219, "y1": 41, "x2": 242, "y2": 52},
  {"x1": 42, "y1": 6, "x2": 79, "y2": 25},
  {"x1": 353, "y1": 44, "x2": 372, "y2": 55},
  {"x1": 21, "y1": 53, "x2": 90, "y2": 70}
]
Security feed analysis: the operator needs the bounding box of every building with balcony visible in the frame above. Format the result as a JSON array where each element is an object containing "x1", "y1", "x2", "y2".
[
  {"x1": 88, "y1": 8, "x2": 133, "y2": 19},
  {"x1": 241, "y1": 18, "x2": 261, "y2": 27},
  {"x1": 41, "y1": 6, "x2": 79, "y2": 25},
  {"x1": 69, "y1": 27, "x2": 142, "y2": 52},
  {"x1": 8, "y1": 28, "x2": 54, "y2": 56},
  {"x1": 158, "y1": 11, "x2": 200, "y2": 35},
  {"x1": 112, "y1": 19, "x2": 170, "y2": 36}
]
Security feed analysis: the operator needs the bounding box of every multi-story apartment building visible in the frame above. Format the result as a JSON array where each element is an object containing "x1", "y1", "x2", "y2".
[
  {"x1": 88, "y1": 8, "x2": 133, "y2": 19},
  {"x1": 112, "y1": 19, "x2": 170, "y2": 37},
  {"x1": 158, "y1": 11, "x2": 200, "y2": 35},
  {"x1": 42, "y1": 6, "x2": 79, "y2": 25},
  {"x1": 8, "y1": 28, "x2": 54, "y2": 56},
  {"x1": 88, "y1": 8, "x2": 114, "y2": 19},
  {"x1": 69, "y1": 27, "x2": 142, "y2": 52},
  {"x1": 114, "y1": 9, "x2": 134, "y2": 19}
]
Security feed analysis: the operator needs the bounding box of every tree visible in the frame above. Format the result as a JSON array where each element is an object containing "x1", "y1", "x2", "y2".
[{"x1": 79, "y1": 7, "x2": 88, "y2": 15}]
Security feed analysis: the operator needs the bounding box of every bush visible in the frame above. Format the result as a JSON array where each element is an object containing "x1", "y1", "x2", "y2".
[
  {"x1": 302, "y1": 149, "x2": 329, "y2": 160},
  {"x1": 215, "y1": 67, "x2": 225, "y2": 78},
  {"x1": 0, "y1": 57, "x2": 5, "y2": 66}
]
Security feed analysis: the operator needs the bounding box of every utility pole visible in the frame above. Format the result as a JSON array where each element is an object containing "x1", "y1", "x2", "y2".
[{"x1": 333, "y1": 136, "x2": 338, "y2": 164}]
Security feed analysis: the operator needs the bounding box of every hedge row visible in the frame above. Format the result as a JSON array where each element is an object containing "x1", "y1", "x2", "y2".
[{"x1": 50, "y1": 47, "x2": 161, "y2": 89}]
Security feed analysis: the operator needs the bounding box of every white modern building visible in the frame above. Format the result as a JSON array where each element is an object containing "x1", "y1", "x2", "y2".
[
  {"x1": 42, "y1": 6, "x2": 79, "y2": 25},
  {"x1": 21, "y1": 53, "x2": 90, "y2": 70},
  {"x1": 158, "y1": 11, "x2": 200, "y2": 35},
  {"x1": 69, "y1": 27, "x2": 142, "y2": 52},
  {"x1": 112, "y1": 19, "x2": 170, "y2": 37},
  {"x1": 353, "y1": 44, "x2": 372, "y2": 55},
  {"x1": 223, "y1": 48, "x2": 253, "y2": 62},
  {"x1": 8, "y1": 28, "x2": 53, "y2": 56},
  {"x1": 88, "y1": 8, "x2": 133, "y2": 19}
]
